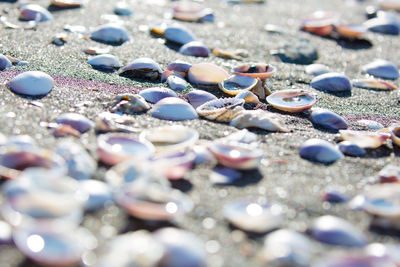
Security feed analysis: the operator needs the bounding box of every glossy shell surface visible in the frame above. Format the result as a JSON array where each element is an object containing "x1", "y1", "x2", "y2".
[
  {"x1": 196, "y1": 98, "x2": 244, "y2": 122},
  {"x1": 56, "y1": 113, "x2": 94, "y2": 133},
  {"x1": 300, "y1": 138, "x2": 344, "y2": 164},
  {"x1": 188, "y1": 63, "x2": 230, "y2": 85},
  {"x1": 310, "y1": 72, "x2": 352, "y2": 92},
  {"x1": 232, "y1": 63, "x2": 276, "y2": 79},
  {"x1": 139, "y1": 87, "x2": 178, "y2": 104},
  {"x1": 87, "y1": 54, "x2": 122, "y2": 70},
  {"x1": 219, "y1": 75, "x2": 258, "y2": 96},
  {"x1": 150, "y1": 97, "x2": 199, "y2": 121},
  {"x1": 120, "y1": 57, "x2": 162, "y2": 81},
  {"x1": 187, "y1": 89, "x2": 217, "y2": 108},
  {"x1": 8, "y1": 71, "x2": 54, "y2": 96},
  {"x1": 310, "y1": 108, "x2": 348, "y2": 131},
  {"x1": 179, "y1": 41, "x2": 210, "y2": 57},
  {"x1": 91, "y1": 23, "x2": 130, "y2": 44},
  {"x1": 266, "y1": 89, "x2": 316, "y2": 113},
  {"x1": 362, "y1": 59, "x2": 399, "y2": 80},
  {"x1": 163, "y1": 25, "x2": 196, "y2": 45}
]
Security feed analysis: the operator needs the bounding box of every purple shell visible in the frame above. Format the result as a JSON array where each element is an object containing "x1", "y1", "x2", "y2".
[
  {"x1": 310, "y1": 109, "x2": 348, "y2": 131},
  {"x1": 310, "y1": 73, "x2": 352, "y2": 92},
  {"x1": 300, "y1": 139, "x2": 343, "y2": 164},
  {"x1": 150, "y1": 97, "x2": 198, "y2": 121},
  {"x1": 56, "y1": 113, "x2": 94, "y2": 133},
  {"x1": 337, "y1": 141, "x2": 366, "y2": 157},
  {"x1": 179, "y1": 41, "x2": 210, "y2": 57},
  {"x1": 139, "y1": 87, "x2": 178, "y2": 103},
  {"x1": 187, "y1": 90, "x2": 217, "y2": 108}
]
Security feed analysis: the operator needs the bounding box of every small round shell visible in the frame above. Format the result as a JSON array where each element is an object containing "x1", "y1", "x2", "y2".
[
  {"x1": 7, "y1": 71, "x2": 54, "y2": 96},
  {"x1": 150, "y1": 97, "x2": 199, "y2": 121},
  {"x1": 88, "y1": 54, "x2": 122, "y2": 70},
  {"x1": 266, "y1": 89, "x2": 316, "y2": 113},
  {"x1": 188, "y1": 63, "x2": 229, "y2": 85},
  {"x1": 91, "y1": 23, "x2": 130, "y2": 44},
  {"x1": 219, "y1": 75, "x2": 258, "y2": 96},
  {"x1": 139, "y1": 87, "x2": 178, "y2": 104}
]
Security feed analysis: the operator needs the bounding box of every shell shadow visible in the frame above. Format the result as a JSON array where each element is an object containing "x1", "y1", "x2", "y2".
[
  {"x1": 90, "y1": 37, "x2": 126, "y2": 47},
  {"x1": 164, "y1": 41, "x2": 182, "y2": 52},
  {"x1": 18, "y1": 259, "x2": 41, "y2": 267},
  {"x1": 47, "y1": 4, "x2": 81, "y2": 12},
  {"x1": 227, "y1": 223, "x2": 277, "y2": 239},
  {"x1": 363, "y1": 145, "x2": 393, "y2": 158},
  {"x1": 119, "y1": 217, "x2": 177, "y2": 234},
  {"x1": 393, "y1": 145, "x2": 400, "y2": 157},
  {"x1": 119, "y1": 72, "x2": 162, "y2": 84},
  {"x1": 309, "y1": 122, "x2": 341, "y2": 134},
  {"x1": 369, "y1": 223, "x2": 400, "y2": 237},
  {"x1": 318, "y1": 90, "x2": 352, "y2": 98},
  {"x1": 336, "y1": 38, "x2": 373, "y2": 50},
  {"x1": 216, "y1": 168, "x2": 263, "y2": 187},
  {"x1": 170, "y1": 179, "x2": 193, "y2": 193},
  {"x1": 91, "y1": 66, "x2": 117, "y2": 73},
  {"x1": 11, "y1": 92, "x2": 48, "y2": 100}
]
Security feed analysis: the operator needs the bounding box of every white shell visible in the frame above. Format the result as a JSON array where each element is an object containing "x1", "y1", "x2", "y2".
[
  {"x1": 91, "y1": 23, "x2": 130, "y2": 44},
  {"x1": 88, "y1": 54, "x2": 122, "y2": 69},
  {"x1": 230, "y1": 109, "x2": 289, "y2": 132},
  {"x1": 188, "y1": 63, "x2": 230, "y2": 85},
  {"x1": 7, "y1": 71, "x2": 54, "y2": 96},
  {"x1": 339, "y1": 130, "x2": 391, "y2": 148},
  {"x1": 150, "y1": 97, "x2": 199, "y2": 121},
  {"x1": 0, "y1": 55, "x2": 12, "y2": 71}
]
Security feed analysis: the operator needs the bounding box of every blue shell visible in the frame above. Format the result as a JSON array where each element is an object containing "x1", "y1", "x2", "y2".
[
  {"x1": 362, "y1": 59, "x2": 399, "y2": 80},
  {"x1": 337, "y1": 141, "x2": 366, "y2": 157},
  {"x1": 139, "y1": 87, "x2": 178, "y2": 103},
  {"x1": 300, "y1": 139, "x2": 343, "y2": 163},
  {"x1": 311, "y1": 109, "x2": 348, "y2": 131},
  {"x1": 164, "y1": 25, "x2": 196, "y2": 45},
  {"x1": 186, "y1": 89, "x2": 217, "y2": 108},
  {"x1": 310, "y1": 73, "x2": 352, "y2": 92}
]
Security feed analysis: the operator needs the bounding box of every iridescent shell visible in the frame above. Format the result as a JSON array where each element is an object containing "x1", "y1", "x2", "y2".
[
  {"x1": 188, "y1": 63, "x2": 230, "y2": 85},
  {"x1": 87, "y1": 54, "x2": 122, "y2": 70},
  {"x1": 196, "y1": 98, "x2": 244, "y2": 122},
  {"x1": 150, "y1": 97, "x2": 199, "y2": 121},
  {"x1": 187, "y1": 89, "x2": 217, "y2": 108},
  {"x1": 223, "y1": 199, "x2": 282, "y2": 233},
  {"x1": 266, "y1": 89, "x2": 316, "y2": 113},
  {"x1": 56, "y1": 113, "x2": 94, "y2": 133},
  {"x1": 97, "y1": 135, "x2": 155, "y2": 166},
  {"x1": 339, "y1": 130, "x2": 391, "y2": 148},
  {"x1": 179, "y1": 41, "x2": 210, "y2": 57},
  {"x1": 163, "y1": 25, "x2": 196, "y2": 45},
  {"x1": 167, "y1": 60, "x2": 192, "y2": 74},
  {"x1": 19, "y1": 4, "x2": 53, "y2": 22},
  {"x1": 139, "y1": 87, "x2": 178, "y2": 104},
  {"x1": 7, "y1": 71, "x2": 54, "y2": 96},
  {"x1": 364, "y1": 13, "x2": 400, "y2": 35},
  {"x1": 362, "y1": 59, "x2": 399, "y2": 80},
  {"x1": 310, "y1": 108, "x2": 348, "y2": 131},
  {"x1": 352, "y1": 78, "x2": 397, "y2": 90},
  {"x1": 207, "y1": 141, "x2": 263, "y2": 170},
  {"x1": 310, "y1": 215, "x2": 367, "y2": 247},
  {"x1": 230, "y1": 109, "x2": 289, "y2": 132},
  {"x1": 219, "y1": 75, "x2": 258, "y2": 96},
  {"x1": 232, "y1": 63, "x2": 276, "y2": 79},
  {"x1": 119, "y1": 57, "x2": 162, "y2": 81},
  {"x1": 90, "y1": 23, "x2": 130, "y2": 44},
  {"x1": 310, "y1": 72, "x2": 352, "y2": 92},
  {"x1": 299, "y1": 138, "x2": 343, "y2": 164}
]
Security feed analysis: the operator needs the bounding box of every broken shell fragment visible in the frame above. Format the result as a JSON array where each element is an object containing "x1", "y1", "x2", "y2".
[
  {"x1": 232, "y1": 63, "x2": 276, "y2": 79},
  {"x1": 120, "y1": 57, "x2": 162, "y2": 81},
  {"x1": 111, "y1": 94, "x2": 150, "y2": 114},
  {"x1": 310, "y1": 108, "x2": 348, "y2": 131},
  {"x1": 97, "y1": 135, "x2": 155, "y2": 166},
  {"x1": 91, "y1": 23, "x2": 130, "y2": 44},
  {"x1": 196, "y1": 98, "x2": 244, "y2": 123},
  {"x1": 337, "y1": 141, "x2": 366, "y2": 157},
  {"x1": 235, "y1": 91, "x2": 261, "y2": 104},
  {"x1": 300, "y1": 139, "x2": 344, "y2": 164},
  {"x1": 0, "y1": 55, "x2": 12, "y2": 71},
  {"x1": 88, "y1": 54, "x2": 122, "y2": 70},
  {"x1": 19, "y1": 4, "x2": 53, "y2": 22},
  {"x1": 223, "y1": 199, "x2": 282, "y2": 233},
  {"x1": 339, "y1": 130, "x2": 390, "y2": 148},
  {"x1": 139, "y1": 87, "x2": 178, "y2": 104},
  {"x1": 150, "y1": 97, "x2": 199, "y2": 121},
  {"x1": 56, "y1": 113, "x2": 94, "y2": 133},
  {"x1": 179, "y1": 41, "x2": 210, "y2": 57},
  {"x1": 362, "y1": 59, "x2": 399, "y2": 80},
  {"x1": 208, "y1": 142, "x2": 263, "y2": 170},
  {"x1": 188, "y1": 63, "x2": 230, "y2": 85},
  {"x1": 352, "y1": 78, "x2": 397, "y2": 90},
  {"x1": 310, "y1": 72, "x2": 352, "y2": 92},
  {"x1": 163, "y1": 25, "x2": 196, "y2": 45},
  {"x1": 83, "y1": 46, "x2": 111, "y2": 55},
  {"x1": 187, "y1": 89, "x2": 217, "y2": 108},
  {"x1": 230, "y1": 109, "x2": 289, "y2": 132},
  {"x1": 266, "y1": 89, "x2": 316, "y2": 113},
  {"x1": 219, "y1": 75, "x2": 258, "y2": 96},
  {"x1": 7, "y1": 71, "x2": 54, "y2": 96},
  {"x1": 212, "y1": 48, "x2": 249, "y2": 61}
]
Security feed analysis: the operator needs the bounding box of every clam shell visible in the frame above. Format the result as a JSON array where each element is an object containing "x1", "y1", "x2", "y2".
[
  {"x1": 391, "y1": 126, "x2": 400, "y2": 146},
  {"x1": 167, "y1": 60, "x2": 192, "y2": 73},
  {"x1": 104, "y1": 159, "x2": 154, "y2": 188},
  {"x1": 187, "y1": 89, "x2": 217, "y2": 108},
  {"x1": 188, "y1": 63, "x2": 230, "y2": 85},
  {"x1": 78, "y1": 180, "x2": 113, "y2": 211},
  {"x1": 232, "y1": 63, "x2": 276, "y2": 79},
  {"x1": 339, "y1": 130, "x2": 390, "y2": 148},
  {"x1": 0, "y1": 54, "x2": 12, "y2": 71},
  {"x1": 364, "y1": 14, "x2": 400, "y2": 35},
  {"x1": 7, "y1": 71, "x2": 54, "y2": 96},
  {"x1": 310, "y1": 215, "x2": 368, "y2": 247},
  {"x1": 19, "y1": 4, "x2": 53, "y2": 22},
  {"x1": 360, "y1": 184, "x2": 400, "y2": 219},
  {"x1": 266, "y1": 89, "x2": 316, "y2": 113},
  {"x1": 179, "y1": 41, "x2": 210, "y2": 57},
  {"x1": 120, "y1": 57, "x2": 162, "y2": 81},
  {"x1": 97, "y1": 135, "x2": 155, "y2": 166},
  {"x1": 335, "y1": 24, "x2": 367, "y2": 38},
  {"x1": 139, "y1": 87, "x2": 178, "y2": 104},
  {"x1": 163, "y1": 25, "x2": 196, "y2": 45},
  {"x1": 223, "y1": 199, "x2": 282, "y2": 233},
  {"x1": 210, "y1": 167, "x2": 242, "y2": 185},
  {"x1": 301, "y1": 11, "x2": 339, "y2": 36},
  {"x1": 167, "y1": 75, "x2": 188, "y2": 92},
  {"x1": 196, "y1": 97, "x2": 244, "y2": 122},
  {"x1": 150, "y1": 97, "x2": 199, "y2": 121},
  {"x1": 172, "y1": 1, "x2": 211, "y2": 22},
  {"x1": 362, "y1": 59, "x2": 399, "y2": 80},
  {"x1": 56, "y1": 113, "x2": 94, "y2": 133},
  {"x1": 113, "y1": 1, "x2": 132, "y2": 16},
  {"x1": 299, "y1": 138, "x2": 343, "y2": 164},
  {"x1": 207, "y1": 141, "x2": 263, "y2": 170},
  {"x1": 230, "y1": 109, "x2": 289, "y2": 132},
  {"x1": 152, "y1": 151, "x2": 196, "y2": 180},
  {"x1": 310, "y1": 72, "x2": 352, "y2": 92},
  {"x1": 91, "y1": 23, "x2": 130, "y2": 44},
  {"x1": 310, "y1": 108, "x2": 348, "y2": 130},
  {"x1": 139, "y1": 125, "x2": 199, "y2": 155},
  {"x1": 87, "y1": 54, "x2": 122, "y2": 70},
  {"x1": 219, "y1": 129, "x2": 257, "y2": 144},
  {"x1": 352, "y1": 78, "x2": 397, "y2": 90},
  {"x1": 337, "y1": 141, "x2": 366, "y2": 157},
  {"x1": 305, "y1": 63, "x2": 329, "y2": 76},
  {"x1": 7, "y1": 135, "x2": 36, "y2": 148},
  {"x1": 219, "y1": 75, "x2": 258, "y2": 96}
]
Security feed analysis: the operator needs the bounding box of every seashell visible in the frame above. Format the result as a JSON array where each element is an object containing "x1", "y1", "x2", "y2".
[
  {"x1": 94, "y1": 112, "x2": 139, "y2": 134},
  {"x1": 150, "y1": 97, "x2": 199, "y2": 121},
  {"x1": 91, "y1": 23, "x2": 130, "y2": 44},
  {"x1": 78, "y1": 180, "x2": 113, "y2": 211},
  {"x1": 391, "y1": 126, "x2": 400, "y2": 146},
  {"x1": 152, "y1": 151, "x2": 196, "y2": 180},
  {"x1": 207, "y1": 141, "x2": 263, "y2": 169},
  {"x1": 87, "y1": 54, "x2": 122, "y2": 70},
  {"x1": 196, "y1": 98, "x2": 244, "y2": 123},
  {"x1": 235, "y1": 91, "x2": 261, "y2": 104},
  {"x1": 209, "y1": 167, "x2": 242, "y2": 184},
  {"x1": 149, "y1": 22, "x2": 170, "y2": 36},
  {"x1": 153, "y1": 228, "x2": 207, "y2": 267},
  {"x1": 19, "y1": 4, "x2": 53, "y2": 22},
  {"x1": 179, "y1": 41, "x2": 210, "y2": 57},
  {"x1": 115, "y1": 182, "x2": 193, "y2": 220},
  {"x1": 55, "y1": 141, "x2": 96, "y2": 180},
  {"x1": 7, "y1": 71, "x2": 54, "y2": 96},
  {"x1": 230, "y1": 109, "x2": 289, "y2": 132},
  {"x1": 56, "y1": 113, "x2": 94, "y2": 133},
  {"x1": 13, "y1": 223, "x2": 96, "y2": 267},
  {"x1": 266, "y1": 89, "x2": 316, "y2": 113},
  {"x1": 83, "y1": 46, "x2": 110, "y2": 55},
  {"x1": 310, "y1": 72, "x2": 352, "y2": 92},
  {"x1": 97, "y1": 230, "x2": 164, "y2": 267},
  {"x1": 104, "y1": 159, "x2": 154, "y2": 188},
  {"x1": 163, "y1": 25, "x2": 196, "y2": 45},
  {"x1": 7, "y1": 135, "x2": 36, "y2": 148},
  {"x1": 167, "y1": 60, "x2": 192, "y2": 74},
  {"x1": 223, "y1": 199, "x2": 282, "y2": 233},
  {"x1": 362, "y1": 59, "x2": 399, "y2": 80},
  {"x1": 192, "y1": 144, "x2": 215, "y2": 164},
  {"x1": 339, "y1": 130, "x2": 390, "y2": 148},
  {"x1": 139, "y1": 87, "x2": 177, "y2": 104},
  {"x1": 352, "y1": 78, "x2": 397, "y2": 90},
  {"x1": 188, "y1": 63, "x2": 230, "y2": 85},
  {"x1": 212, "y1": 48, "x2": 249, "y2": 61},
  {"x1": 111, "y1": 94, "x2": 150, "y2": 114},
  {"x1": 52, "y1": 33, "x2": 68, "y2": 46},
  {"x1": 160, "y1": 70, "x2": 176, "y2": 82},
  {"x1": 187, "y1": 89, "x2": 217, "y2": 108},
  {"x1": 261, "y1": 229, "x2": 312, "y2": 267},
  {"x1": 314, "y1": 252, "x2": 397, "y2": 267},
  {"x1": 335, "y1": 24, "x2": 367, "y2": 39},
  {"x1": 305, "y1": 63, "x2": 329, "y2": 76},
  {"x1": 219, "y1": 75, "x2": 258, "y2": 96},
  {"x1": 119, "y1": 57, "x2": 162, "y2": 81},
  {"x1": 301, "y1": 11, "x2": 339, "y2": 36},
  {"x1": 219, "y1": 129, "x2": 257, "y2": 144},
  {"x1": 378, "y1": 164, "x2": 400, "y2": 183},
  {"x1": 360, "y1": 184, "x2": 400, "y2": 219},
  {"x1": 167, "y1": 75, "x2": 188, "y2": 92},
  {"x1": 0, "y1": 54, "x2": 12, "y2": 71},
  {"x1": 322, "y1": 188, "x2": 349, "y2": 203},
  {"x1": 113, "y1": 1, "x2": 132, "y2": 16},
  {"x1": 264, "y1": 24, "x2": 287, "y2": 34},
  {"x1": 97, "y1": 135, "x2": 155, "y2": 166},
  {"x1": 310, "y1": 215, "x2": 368, "y2": 247},
  {"x1": 50, "y1": 0, "x2": 84, "y2": 8},
  {"x1": 310, "y1": 108, "x2": 348, "y2": 131},
  {"x1": 232, "y1": 63, "x2": 276, "y2": 79},
  {"x1": 300, "y1": 138, "x2": 343, "y2": 164},
  {"x1": 0, "y1": 220, "x2": 12, "y2": 244},
  {"x1": 172, "y1": 1, "x2": 212, "y2": 22},
  {"x1": 380, "y1": 0, "x2": 400, "y2": 11},
  {"x1": 364, "y1": 13, "x2": 400, "y2": 35},
  {"x1": 139, "y1": 125, "x2": 199, "y2": 155},
  {"x1": 337, "y1": 141, "x2": 366, "y2": 157}
]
